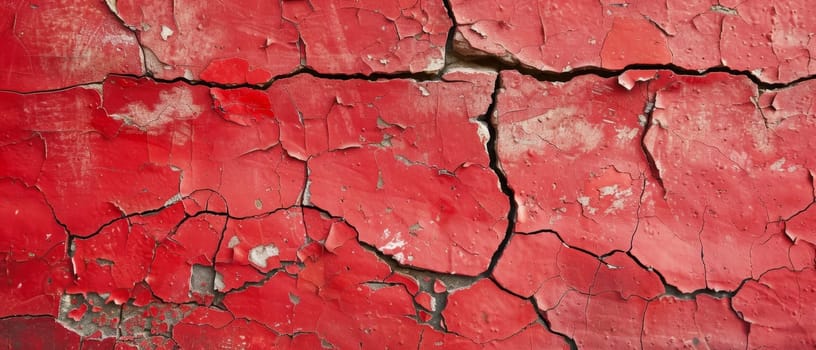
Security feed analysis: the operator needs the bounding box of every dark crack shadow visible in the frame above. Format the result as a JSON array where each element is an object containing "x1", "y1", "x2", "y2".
[{"x1": 478, "y1": 73, "x2": 519, "y2": 277}]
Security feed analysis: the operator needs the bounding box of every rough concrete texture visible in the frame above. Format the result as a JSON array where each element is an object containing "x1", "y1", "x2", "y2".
[{"x1": 1, "y1": 0, "x2": 815, "y2": 349}]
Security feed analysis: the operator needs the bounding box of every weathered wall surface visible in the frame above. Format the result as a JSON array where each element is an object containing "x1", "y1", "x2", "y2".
[{"x1": 1, "y1": 0, "x2": 815, "y2": 349}]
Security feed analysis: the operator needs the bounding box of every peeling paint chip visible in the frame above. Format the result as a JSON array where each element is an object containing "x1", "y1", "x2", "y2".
[
  {"x1": 160, "y1": 25, "x2": 174, "y2": 41},
  {"x1": 248, "y1": 244, "x2": 279, "y2": 268}
]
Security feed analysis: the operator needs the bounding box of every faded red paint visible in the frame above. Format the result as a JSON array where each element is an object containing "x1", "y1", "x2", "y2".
[
  {"x1": 0, "y1": 0, "x2": 143, "y2": 91},
  {"x1": 733, "y1": 268, "x2": 816, "y2": 348},
  {"x1": 450, "y1": 0, "x2": 816, "y2": 83},
  {"x1": 2, "y1": 0, "x2": 816, "y2": 349}
]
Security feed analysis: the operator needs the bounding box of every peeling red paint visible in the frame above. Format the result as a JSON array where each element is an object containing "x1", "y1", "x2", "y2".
[
  {"x1": 0, "y1": 179, "x2": 72, "y2": 318},
  {"x1": 108, "y1": 0, "x2": 450, "y2": 84},
  {"x1": 442, "y1": 279, "x2": 537, "y2": 343},
  {"x1": 495, "y1": 71, "x2": 649, "y2": 254},
  {"x1": 284, "y1": 72, "x2": 507, "y2": 275},
  {"x1": 495, "y1": 69, "x2": 816, "y2": 294},
  {"x1": 733, "y1": 268, "x2": 816, "y2": 348},
  {"x1": 70, "y1": 219, "x2": 155, "y2": 303},
  {"x1": 450, "y1": 0, "x2": 816, "y2": 83},
  {"x1": 636, "y1": 73, "x2": 815, "y2": 291},
  {"x1": 3, "y1": 0, "x2": 816, "y2": 348},
  {"x1": 220, "y1": 224, "x2": 427, "y2": 348},
  {"x1": 147, "y1": 214, "x2": 225, "y2": 304},
  {"x1": 643, "y1": 295, "x2": 748, "y2": 349},
  {"x1": 288, "y1": 0, "x2": 450, "y2": 75},
  {"x1": 114, "y1": 0, "x2": 299, "y2": 83},
  {"x1": 173, "y1": 308, "x2": 289, "y2": 349},
  {"x1": 0, "y1": 0, "x2": 143, "y2": 91},
  {"x1": 492, "y1": 231, "x2": 665, "y2": 324},
  {"x1": 308, "y1": 148, "x2": 506, "y2": 275}
]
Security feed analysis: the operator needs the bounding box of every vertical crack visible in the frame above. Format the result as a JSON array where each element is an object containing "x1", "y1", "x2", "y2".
[
  {"x1": 478, "y1": 73, "x2": 518, "y2": 276},
  {"x1": 440, "y1": 0, "x2": 458, "y2": 73},
  {"x1": 628, "y1": 176, "x2": 648, "y2": 252},
  {"x1": 100, "y1": 0, "x2": 150, "y2": 75},
  {"x1": 209, "y1": 215, "x2": 230, "y2": 306},
  {"x1": 640, "y1": 95, "x2": 666, "y2": 196},
  {"x1": 699, "y1": 206, "x2": 710, "y2": 290},
  {"x1": 639, "y1": 300, "x2": 649, "y2": 350}
]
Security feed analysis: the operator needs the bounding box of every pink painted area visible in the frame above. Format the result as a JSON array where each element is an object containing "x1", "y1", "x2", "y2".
[{"x1": 2, "y1": 0, "x2": 815, "y2": 348}]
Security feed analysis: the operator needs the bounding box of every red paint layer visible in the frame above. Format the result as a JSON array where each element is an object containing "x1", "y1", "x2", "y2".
[
  {"x1": 0, "y1": 0, "x2": 143, "y2": 91},
  {"x1": 450, "y1": 0, "x2": 816, "y2": 83}
]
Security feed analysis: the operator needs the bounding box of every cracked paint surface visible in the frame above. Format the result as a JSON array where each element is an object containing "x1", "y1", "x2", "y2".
[
  {"x1": 450, "y1": 0, "x2": 816, "y2": 84},
  {"x1": 0, "y1": 0, "x2": 144, "y2": 91},
  {"x1": 112, "y1": 0, "x2": 448, "y2": 83},
  {"x1": 2, "y1": 0, "x2": 816, "y2": 349}
]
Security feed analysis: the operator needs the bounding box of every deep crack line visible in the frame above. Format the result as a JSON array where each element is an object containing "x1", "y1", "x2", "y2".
[
  {"x1": 5, "y1": 60, "x2": 816, "y2": 96},
  {"x1": 639, "y1": 95, "x2": 666, "y2": 197},
  {"x1": 479, "y1": 73, "x2": 518, "y2": 277},
  {"x1": 530, "y1": 298, "x2": 580, "y2": 350}
]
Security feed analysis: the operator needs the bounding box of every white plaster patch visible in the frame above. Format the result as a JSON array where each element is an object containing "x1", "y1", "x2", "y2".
[
  {"x1": 380, "y1": 233, "x2": 406, "y2": 251},
  {"x1": 508, "y1": 107, "x2": 605, "y2": 156},
  {"x1": 729, "y1": 151, "x2": 751, "y2": 170},
  {"x1": 599, "y1": 185, "x2": 619, "y2": 197},
  {"x1": 638, "y1": 114, "x2": 648, "y2": 126},
  {"x1": 228, "y1": 236, "x2": 240, "y2": 248},
  {"x1": 516, "y1": 201, "x2": 529, "y2": 224},
  {"x1": 470, "y1": 25, "x2": 489, "y2": 39},
  {"x1": 100, "y1": 32, "x2": 138, "y2": 46},
  {"x1": 615, "y1": 126, "x2": 639, "y2": 143},
  {"x1": 163, "y1": 193, "x2": 182, "y2": 207},
  {"x1": 109, "y1": 86, "x2": 203, "y2": 131},
  {"x1": 470, "y1": 118, "x2": 492, "y2": 157},
  {"x1": 105, "y1": 0, "x2": 118, "y2": 15},
  {"x1": 577, "y1": 195, "x2": 598, "y2": 215},
  {"x1": 598, "y1": 184, "x2": 634, "y2": 215},
  {"x1": 214, "y1": 272, "x2": 225, "y2": 291},
  {"x1": 160, "y1": 25, "x2": 174, "y2": 41},
  {"x1": 424, "y1": 56, "x2": 446, "y2": 72},
  {"x1": 606, "y1": 198, "x2": 627, "y2": 214},
  {"x1": 770, "y1": 158, "x2": 786, "y2": 172},
  {"x1": 302, "y1": 176, "x2": 313, "y2": 205},
  {"x1": 248, "y1": 244, "x2": 280, "y2": 268}
]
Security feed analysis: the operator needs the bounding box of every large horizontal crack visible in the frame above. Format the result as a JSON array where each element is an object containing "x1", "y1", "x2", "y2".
[{"x1": 5, "y1": 59, "x2": 816, "y2": 97}]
